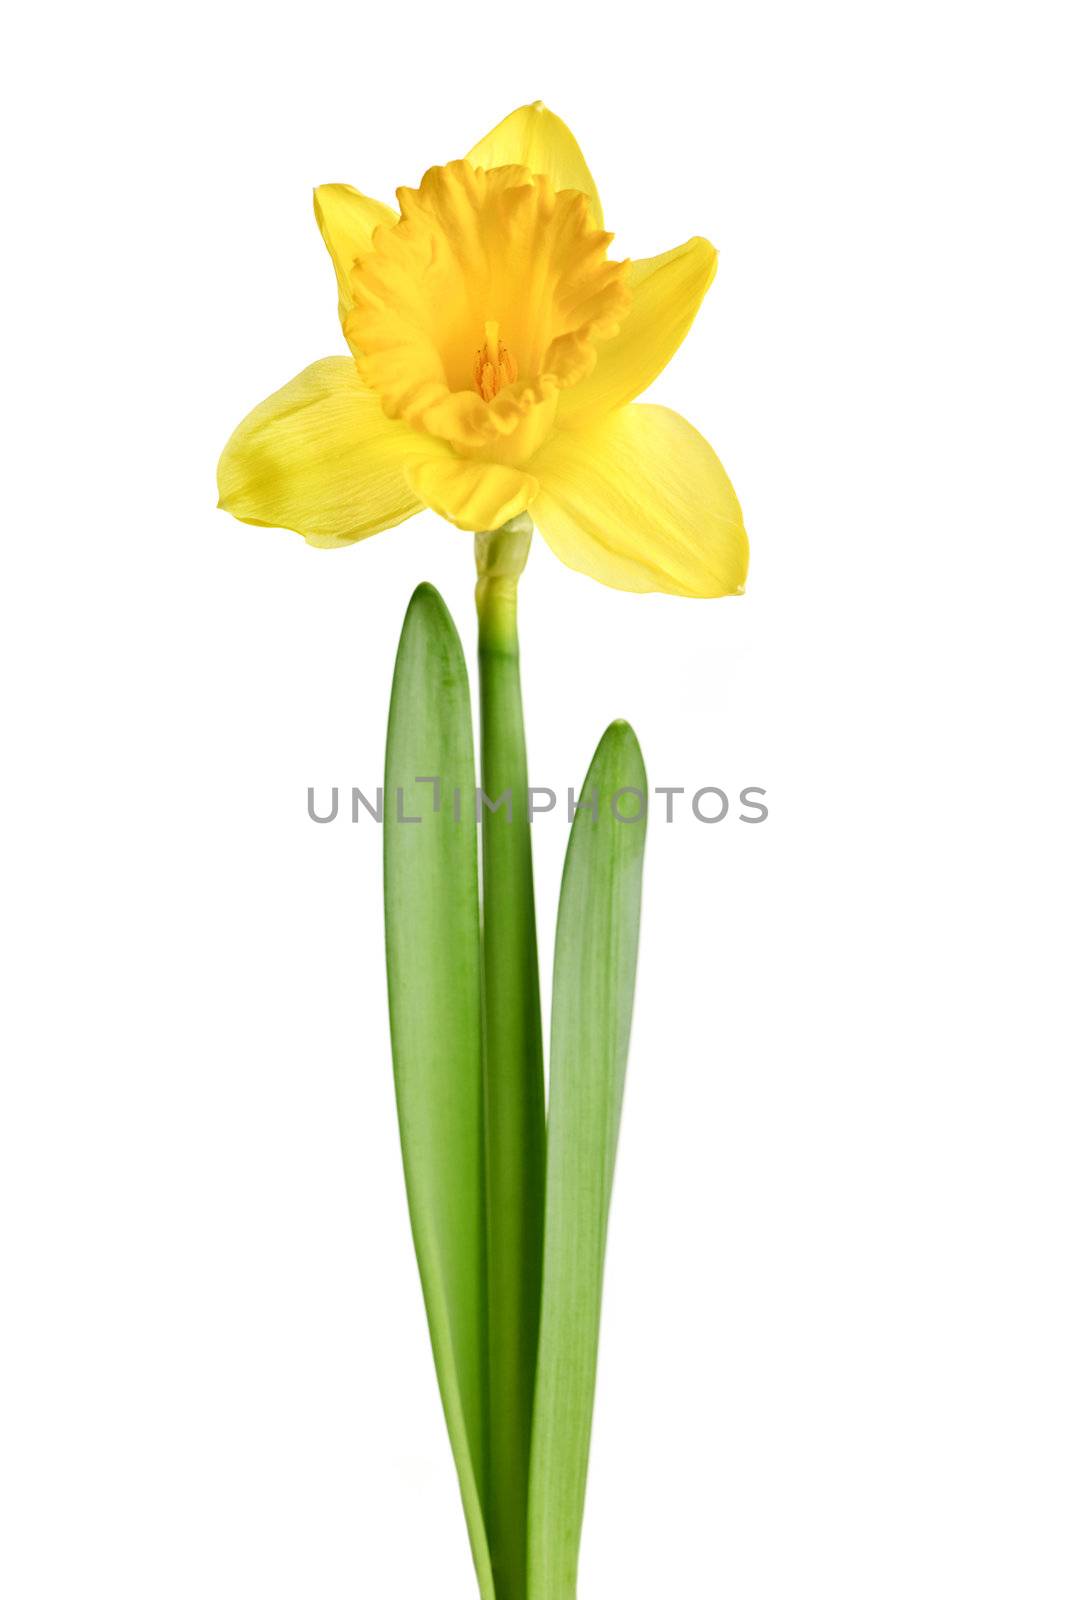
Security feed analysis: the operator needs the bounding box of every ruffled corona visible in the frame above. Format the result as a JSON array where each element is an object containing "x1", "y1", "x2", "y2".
[{"x1": 345, "y1": 160, "x2": 632, "y2": 465}]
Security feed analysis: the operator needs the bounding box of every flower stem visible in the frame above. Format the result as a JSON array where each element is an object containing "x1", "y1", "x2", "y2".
[{"x1": 475, "y1": 513, "x2": 545, "y2": 1600}]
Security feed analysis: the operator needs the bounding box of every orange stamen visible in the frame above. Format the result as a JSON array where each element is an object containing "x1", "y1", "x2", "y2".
[{"x1": 473, "y1": 320, "x2": 517, "y2": 401}]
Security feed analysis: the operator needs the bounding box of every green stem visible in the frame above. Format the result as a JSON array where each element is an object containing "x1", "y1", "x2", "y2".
[{"x1": 475, "y1": 514, "x2": 545, "y2": 1600}]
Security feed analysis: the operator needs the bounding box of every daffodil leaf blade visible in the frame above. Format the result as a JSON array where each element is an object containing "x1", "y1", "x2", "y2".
[
  {"x1": 527, "y1": 721, "x2": 648, "y2": 1600},
  {"x1": 383, "y1": 583, "x2": 493, "y2": 1599}
]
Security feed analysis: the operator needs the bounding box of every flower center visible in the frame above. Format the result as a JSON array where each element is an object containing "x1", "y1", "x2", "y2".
[
  {"x1": 473, "y1": 321, "x2": 517, "y2": 401},
  {"x1": 345, "y1": 161, "x2": 632, "y2": 462}
]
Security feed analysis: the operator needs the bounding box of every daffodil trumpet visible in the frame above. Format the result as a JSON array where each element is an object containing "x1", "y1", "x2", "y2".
[{"x1": 218, "y1": 101, "x2": 748, "y2": 1600}]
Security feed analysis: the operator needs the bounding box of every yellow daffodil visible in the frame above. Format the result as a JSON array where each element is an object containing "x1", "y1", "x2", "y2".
[{"x1": 217, "y1": 102, "x2": 748, "y2": 597}]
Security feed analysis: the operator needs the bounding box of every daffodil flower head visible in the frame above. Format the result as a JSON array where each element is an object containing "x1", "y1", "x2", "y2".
[{"x1": 218, "y1": 102, "x2": 748, "y2": 597}]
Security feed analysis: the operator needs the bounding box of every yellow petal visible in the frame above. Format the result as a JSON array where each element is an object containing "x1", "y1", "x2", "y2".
[
  {"x1": 558, "y1": 238, "x2": 717, "y2": 431},
  {"x1": 466, "y1": 101, "x2": 604, "y2": 229},
  {"x1": 313, "y1": 184, "x2": 398, "y2": 331},
  {"x1": 408, "y1": 457, "x2": 537, "y2": 534},
  {"x1": 530, "y1": 404, "x2": 747, "y2": 596},
  {"x1": 217, "y1": 357, "x2": 427, "y2": 548}
]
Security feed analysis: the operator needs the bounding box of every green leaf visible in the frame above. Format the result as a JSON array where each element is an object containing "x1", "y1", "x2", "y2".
[
  {"x1": 383, "y1": 584, "x2": 494, "y2": 1599},
  {"x1": 527, "y1": 721, "x2": 648, "y2": 1600}
]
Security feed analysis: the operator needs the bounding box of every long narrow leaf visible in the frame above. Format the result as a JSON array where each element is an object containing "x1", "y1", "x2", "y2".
[
  {"x1": 383, "y1": 584, "x2": 493, "y2": 1598},
  {"x1": 527, "y1": 720, "x2": 648, "y2": 1600}
]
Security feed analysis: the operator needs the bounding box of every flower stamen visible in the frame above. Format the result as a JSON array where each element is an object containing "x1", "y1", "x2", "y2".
[{"x1": 473, "y1": 320, "x2": 517, "y2": 401}]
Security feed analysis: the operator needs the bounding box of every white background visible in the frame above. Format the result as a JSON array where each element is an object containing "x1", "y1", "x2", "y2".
[{"x1": 2, "y1": 2, "x2": 1065, "y2": 1595}]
